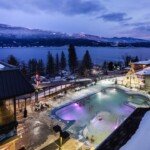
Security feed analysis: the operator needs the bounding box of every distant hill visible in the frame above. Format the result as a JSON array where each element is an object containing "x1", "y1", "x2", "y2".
[{"x1": 0, "y1": 23, "x2": 150, "y2": 47}]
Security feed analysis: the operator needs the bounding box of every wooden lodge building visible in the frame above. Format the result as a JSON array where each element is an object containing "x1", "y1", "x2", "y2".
[
  {"x1": 136, "y1": 67, "x2": 150, "y2": 90},
  {"x1": 0, "y1": 61, "x2": 34, "y2": 150},
  {"x1": 133, "y1": 59, "x2": 150, "y2": 71}
]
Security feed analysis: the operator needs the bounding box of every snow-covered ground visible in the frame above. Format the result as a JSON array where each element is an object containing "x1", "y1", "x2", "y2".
[{"x1": 120, "y1": 111, "x2": 150, "y2": 150}]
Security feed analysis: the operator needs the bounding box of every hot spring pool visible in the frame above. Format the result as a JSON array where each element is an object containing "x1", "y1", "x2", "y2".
[{"x1": 53, "y1": 87, "x2": 148, "y2": 147}]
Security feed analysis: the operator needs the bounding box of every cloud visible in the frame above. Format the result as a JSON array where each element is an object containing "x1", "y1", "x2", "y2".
[
  {"x1": 99, "y1": 12, "x2": 132, "y2": 22},
  {"x1": 123, "y1": 21, "x2": 150, "y2": 32},
  {"x1": 123, "y1": 21, "x2": 150, "y2": 27},
  {"x1": 0, "y1": 0, "x2": 105, "y2": 15},
  {"x1": 120, "y1": 24, "x2": 150, "y2": 39},
  {"x1": 134, "y1": 25, "x2": 150, "y2": 32}
]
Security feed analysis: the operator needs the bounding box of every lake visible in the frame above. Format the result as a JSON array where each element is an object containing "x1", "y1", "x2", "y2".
[{"x1": 0, "y1": 46, "x2": 150, "y2": 64}]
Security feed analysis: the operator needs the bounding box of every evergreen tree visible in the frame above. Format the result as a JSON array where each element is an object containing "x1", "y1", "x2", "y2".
[
  {"x1": 20, "y1": 62, "x2": 27, "y2": 77},
  {"x1": 7, "y1": 55, "x2": 19, "y2": 66},
  {"x1": 102, "y1": 61, "x2": 108, "y2": 70},
  {"x1": 46, "y1": 52, "x2": 55, "y2": 76},
  {"x1": 28, "y1": 59, "x2": 37, "y2": 76},
  {"x1": 46, "y1": 52, "x2": 51, "y2": 75},
  {"x1": 55, "y1": 53, "x2": 60, "y2": 74},
  {"x1": 134, "y1": 56, "x2": 139, "y2": 62},
  {"x1": 108, "y1": 61, "x2": 114, "y2": 71},
  {"x1": 79, "y1": 50, "x2": 92, "y2": 76},
  {"x1": 82, "y1": 50, "x2": 92, "y2": 70},
  {"x1": 125, "y1": 56, "x2": 131, "y2": 66},
  {"x1": 50, "y1": 54, "x2": 55, "y2": 75},
  {"x1": 123, "y1": 55, "x2": 139, "y2": 66},
  {"x1": 68, "y1": 44, "x2": 78, "y2": 73},
  {"x1": 37, "y1": 59, "x2": 45, "y2": 75},
  {"x1": 60, "y1": 51, "x2": 66, "y2": 70}
]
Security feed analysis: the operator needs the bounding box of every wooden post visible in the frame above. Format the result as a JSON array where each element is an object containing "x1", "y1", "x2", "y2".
[{"x1": 13, "y1": 97, "x2": 17, "y2": 129}]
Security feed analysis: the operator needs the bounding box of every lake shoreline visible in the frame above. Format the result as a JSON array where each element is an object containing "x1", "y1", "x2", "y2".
[
  {"x1": 0, "y1": 45, "x2": 150, "y2": 49},
  {"x1": 0, "y1": 46, "x2": 150, "y2": 64}
]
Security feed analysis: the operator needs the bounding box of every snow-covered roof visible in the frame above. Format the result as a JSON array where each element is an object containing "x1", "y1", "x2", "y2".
[
  {"x1": 0, "y1": 64, "x2": 5, "y2": 70},
  {"x1": 133, "y1": 60, "x2": 150, "y2": 65},
  {"x1": 0, "y1": 61, "x2": 16, "y2": 71},
  {"x1": 120, "y1": 111, "x2": 150, "y2": 150},
  {"x1": 136, "y1": 67, "x2": 150, "y2": 76}
]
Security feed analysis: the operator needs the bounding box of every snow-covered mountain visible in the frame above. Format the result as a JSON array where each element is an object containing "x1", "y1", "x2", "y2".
[
  {"x1": 100, "y1": 37, "x2": 148, "y2": 43},
  {"x1": 72, "y1": 33, "x2": 148, "y2": 43},
  {"x1": 0, "y1": 23, "x2": 148, "y2": 43},
  {"x1": 0, "y1": 23, "x2": 149, "y2": 47},
  {"x1": 0, "y1": 24, "x2": 70, "y2": 39}
]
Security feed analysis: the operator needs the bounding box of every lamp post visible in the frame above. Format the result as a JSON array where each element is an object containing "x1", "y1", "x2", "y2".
[{"x1": 23, "y1": 98, "x2": 27, "y2": 118}]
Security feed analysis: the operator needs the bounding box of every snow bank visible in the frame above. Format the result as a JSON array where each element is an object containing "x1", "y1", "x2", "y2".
[{"x1": 120, "y1": 111, "x2": 150, "y2": 150}]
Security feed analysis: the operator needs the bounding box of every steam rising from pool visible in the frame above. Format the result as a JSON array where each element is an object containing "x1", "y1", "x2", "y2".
[{"x1": 54, "y1": 87, "x2": 145, "y2": 147}]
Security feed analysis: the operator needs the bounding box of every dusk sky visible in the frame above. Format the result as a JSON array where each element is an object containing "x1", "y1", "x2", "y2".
[{"x1": 0, "y1": 0, "x2": 150, "y2": 39}]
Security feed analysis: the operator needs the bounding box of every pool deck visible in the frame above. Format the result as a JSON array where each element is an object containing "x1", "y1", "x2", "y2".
[
  {"x1": 50, "y1": 83, "x2": 150, "y2": 149},
  {"x1": 16, "y1": 78, "x2": 150, "y2": 150},
  {"x1": 16, "y1": 79, "x2": 110, "y2": 150},
  {"x1": 34, "y1": 81, "x2": 108, "y2": 150}
]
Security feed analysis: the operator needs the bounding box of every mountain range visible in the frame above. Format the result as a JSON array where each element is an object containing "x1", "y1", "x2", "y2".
[{"x1": 0, "y1": 24, "x2": 150, "y2": 47}]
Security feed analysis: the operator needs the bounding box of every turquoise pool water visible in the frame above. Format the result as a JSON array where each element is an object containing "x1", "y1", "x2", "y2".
[
  {"x1": 54, "y1": 87, "x2": 147, "y2": 147},
  {"x1": 56, "y1": 88, "x2": 134, "y2": 123}
]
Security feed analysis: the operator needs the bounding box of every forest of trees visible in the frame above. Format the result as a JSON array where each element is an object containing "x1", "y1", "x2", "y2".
[
  {"x1": 5, "y1": 44, "x2": 141, "y2": 79},
  {"x1": 5, "y1": 44, "x2": 93, "y2": 78},
  {"x1": 102, "y1": 55, "x2": 139, "y2": 71},
  {"x1": 5, "y1": 45, "x2": 141, "y2": 79}
]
